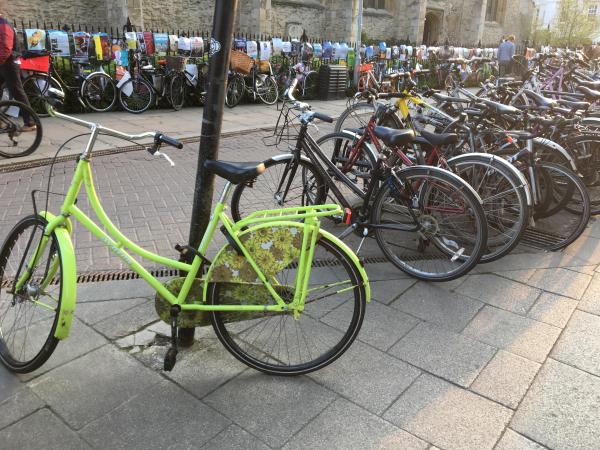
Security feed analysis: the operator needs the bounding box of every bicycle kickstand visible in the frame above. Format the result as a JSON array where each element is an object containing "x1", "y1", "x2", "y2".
[{"x1": 164, "y1": 305, "x2": 180, "y2": 371}]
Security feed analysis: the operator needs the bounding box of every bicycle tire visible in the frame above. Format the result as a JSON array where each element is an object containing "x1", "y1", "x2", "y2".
[
  {"x1": 209, "y1": 231, "x2": 366, "y2": 376},
  {"x1": 527, "y1": 161, "x2": 590, "y2": 251},
  {"x1": 0, "y1": 100, "x2": 43, "y2": 158},
  {"x1": 0, "y1": 215, "x2": 62, "y2": 373},
  {"x1": 118, "y1": 77, "x2": 154, "y2": 114},
  {"x1": 225, "y1": 75, "x2": 244, "y2": 108},
  {"x1": 334, "y1": 101, "x2": 402, "y2": 133},
  {"x1": 168, "y1": 73, "x2": 186, "y2": 111},
  {"x1": 81, "y1": 72, "x2": 117, "y2": 112},
  {"x1": 372, "y1": 165, "x2": 488, "y2": 281},
  {"x1": 256, "y1": 75, "x2": 279, "y2": 105},
  {"x1": 22, "y1": 74, "x2": 63, "y2": 117},
  {"x1": 447, "y1": 154, "x2": 530, "y2": 263},
  {"x1": 302, "y1": 71, "x2": 318, "y2": 100},
  {"x1": 231, "y1": 155, "x2": 327, "y2": 222}
]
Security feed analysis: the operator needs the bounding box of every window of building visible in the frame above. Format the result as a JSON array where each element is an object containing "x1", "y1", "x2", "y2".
[
  {"x1": 364, "y1": 0, "x2": 386, "y2": 9},
  {"x1": 486, "y1": 0, "x2": 499, "y2": 21}
]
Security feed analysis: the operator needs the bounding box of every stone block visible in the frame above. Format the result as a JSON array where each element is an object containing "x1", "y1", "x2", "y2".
[
  {"x1": 75, "y1": 297, "x2": 146, "y2": 325},
  {"x1": 527, "y1": 292, "x2": 577, "y2": 328},
  {"x1": 0, "y1": 387, "x2": 44, "y2": 430},
  {"x1": 494, "y1": 429, "x2": 546, "y2": 450},
  {"x1": 551, "y1": 310, "x2": 600, "y2": 377},
  {"x1": 368, "y1": 279, "x2": 416, "y2": 305},
  {"x1": 202, "y1": 425, "x2": 270, "y2": 450},
  {"x1": 579, "y1": 272, "x2": 600, "y2": 315},
  {"x1": 92, "y1": 301, "x2": 160, "y2": 339},
  {"x1": 526, "y1": 267, "x2": 592, "y2": 299}
]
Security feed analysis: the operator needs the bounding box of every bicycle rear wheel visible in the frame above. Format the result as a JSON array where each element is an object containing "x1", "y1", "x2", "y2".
[
  {"x1": 209, "y1": 230, "x2": 366, "y2": 376},
  {"x1": 256, "y1": 75, "x2": 279, "y2": 105},
  {"x1": 168, "y1": 73, "x2": 186, "y2": 111},
  {"x1": 0, "y1": 100, "x2": 42, "y2": 158},
  {"x1": 225, "y1": 75, "x2": 244, "y2": 108},
  {"x1": 0, "y1": 215, "x2": 63, "y2": 373},
  {"x1": 118, "y1": 77, "x2": 154, "y2": 114},
  {"x1": 372, "y1": 166, "x2": 487, "y2": 281},
  {"x1": 81, "y1": 72, "x2": 117, "y2": 112},
  {"x1": 22, "y1": 75, "x2": 63, "y2": 117}
]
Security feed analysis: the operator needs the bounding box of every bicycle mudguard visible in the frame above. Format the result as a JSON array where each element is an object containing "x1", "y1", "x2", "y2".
[
  {"x1": 533, "y1": 138, "x2": 578, "y2": 172},
  {"x1": 39, "y1": 211, "x2": 77, "y2": 340}
]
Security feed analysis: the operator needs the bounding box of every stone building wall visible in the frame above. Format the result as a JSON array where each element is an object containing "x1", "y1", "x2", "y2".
[
  {"x1": 142, "y1": 0, "x2": 214, "y2": 30},
  {"x1": 270, "y1": 2, "x2": 326, "y2": 38}
]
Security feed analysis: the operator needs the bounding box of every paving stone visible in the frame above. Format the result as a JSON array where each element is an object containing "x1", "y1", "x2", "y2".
[
  {"x1": 471, "y1": 350, "x2": 540, "y2": 409},
  {"x1": 18, "y1": 317, "x2": 108, "y2": 382},
  {"x1": 0, "y1": 386, "x2": 44, "y2": 430},
  {"x1": 75, "y1": 297, "x2": 147, "y2": 325},
  {"x1": 365, "y1": 262, "x2": 410, "y2": 281},
  {"x1": 0, "y1": 364, "x2": 21, "y2": 403},
  {"x1": 283, "y1": 398, "x2": 429, "y2": 450},
  {"x1": 115, "y1": 328, "x2": 157, "y2": 348},
  {"x1": 565, "y1": 265, "x2": 597, "y2": 276},
  {"x1": 368, "y1": 279, "x2": 416, "y2": 305},
  {"x1": 475, "y1": 251, "x2": 587, "y2": 273},
  {"x1": 389, "y1": 322, "x2": 495, "y2": 387},
  {"x1": 204, "y1": 371, "x2": 336, "y2": 448},
  {"x1": 463, "y1": 306, "x2": 562, "y2": 363},
  {"x1": 527, "y1": 292, "x2": 578, "y2": 328},
  {"x1": 92, "y1": 301, "x2": 160, "y2": 339},
  {"x1": 563, "y1": 235, "x2": 600, "y2": 264},
  {"x1": 0, "y1": 409, "x2": 92, "y2": 449},
  {"x1": 512, "y1": 359, "x2": 600, "y2": 450},
  {"x1": 456, "y1": 274, "x2": 541, "y2": 314},
  {"x1": 551, "y1": 310, "x2": 600, "y2": 377},
  {"x1": 76, "y1": 279, "x2": 157, "y2": 302},
  {"x1": 391, "y1": 282, "x2": 483, "y2": 333},
  {"x1": 494, "y1": 429, "x2": 546, "y2": 450},
  {"x1": 201, "y1": 425, "x2": 270, "y2": 450},
  {"x1": 310, "y1": 341, "x2": 421, "y2": 415},
  {"x1": 526, "y1": 267, "x2": 592, "y2": 299},
  {"x1": 495, "y1": 269, "x2": 537, "y2": 283},
  {"x1": 579, "y1": 272, "x2": 600, "y2": 316},
  {"x1": 29, "y1": 345, "x2": 161, "y2": 429},
  {"x1": 383, "y1": 374, "x2": 512, "y2": 450},
  {"x1": 322, "y1": 299, "x2": 419, "y2": 351},
  {"x1": 80, "y1": 380, "x2": 229, "y2": 449}
]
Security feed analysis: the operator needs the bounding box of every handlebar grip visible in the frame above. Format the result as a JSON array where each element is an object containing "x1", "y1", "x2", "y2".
[
  {"x1": 313, "y1": 112, "x2": 334, "y2": 123},
  {"x1": 157, "y1": 133, "x2": 183, "y2": 149}
]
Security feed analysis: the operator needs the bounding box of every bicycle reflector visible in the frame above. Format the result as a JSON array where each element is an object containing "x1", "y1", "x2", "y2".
[{"x1": 343, "y1": 208, "x2": 352, "y2": 225}]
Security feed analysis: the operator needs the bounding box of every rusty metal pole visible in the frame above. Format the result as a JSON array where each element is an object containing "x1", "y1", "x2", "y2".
[{"x1": 179, "y1": 0, "x2": 239, "y2": 346}]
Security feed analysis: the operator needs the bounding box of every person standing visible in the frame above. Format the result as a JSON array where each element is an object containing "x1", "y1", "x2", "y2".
[
  {"x1": 0, "y1": 14, "x2": 36, "y2": 131},
  {"x1": 497, "y1": 35, "x2": 515, "y2": 77}
]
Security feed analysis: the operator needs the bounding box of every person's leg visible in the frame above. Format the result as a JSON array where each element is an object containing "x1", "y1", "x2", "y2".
[{"x1": 0, "y1": 61, "x2": 34, "y2": 126}]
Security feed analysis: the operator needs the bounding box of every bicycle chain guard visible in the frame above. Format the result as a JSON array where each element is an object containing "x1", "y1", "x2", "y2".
[{"x1": 155, "y1": 226, "x2": 304, "y2": 327}]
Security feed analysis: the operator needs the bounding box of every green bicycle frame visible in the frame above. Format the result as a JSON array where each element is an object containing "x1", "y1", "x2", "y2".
[{"x1": 17, "y1": 109, "x2": 369, "y2": 340}]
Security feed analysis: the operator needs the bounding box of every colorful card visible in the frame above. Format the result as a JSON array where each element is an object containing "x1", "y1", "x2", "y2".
[
  {"x1": 48, "y1": 30, "x2": 70, "y2": 56},
  {"x1": 25, "y1": 29, "x2": 46, "y2": 51},
  {"x1": 153, "y1": 33, "x2": 169, "y2": 55}
]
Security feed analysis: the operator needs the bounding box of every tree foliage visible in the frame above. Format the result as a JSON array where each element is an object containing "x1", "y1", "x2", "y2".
[{"x1": 542, "y1": 0, "x2": 599, "y2": 46}]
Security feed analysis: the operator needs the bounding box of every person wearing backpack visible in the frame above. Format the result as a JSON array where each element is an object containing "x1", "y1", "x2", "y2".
[
  {"x1": 0, "y1": 14, "x2": 36, "y2": 131},
  {"x1": 497, "y1": 35, "x2": 515, "y2": 77}
]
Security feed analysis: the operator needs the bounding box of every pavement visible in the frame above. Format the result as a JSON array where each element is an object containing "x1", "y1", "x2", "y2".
[{"x1": 1, "y1": 101, "x2": 600, "y2": 449}]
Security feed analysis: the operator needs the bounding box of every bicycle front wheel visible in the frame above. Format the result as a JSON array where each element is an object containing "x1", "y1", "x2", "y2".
[
  {"x1": 0, "y1": 215, "x2": 63, "y2": 373},
  {"x1": 372, "y1": 166, "x2": 488, "y2": 281},
  {"x1": 168, "y1": 73, "x2": 186, "y2": 111},
  {"x1": 118, "y1": 77, "x2": 154, "y2": 114},
  {"x1": 82, "y1": 73, "x2": 117, "y2": 112},
  {"x1": 225, "y1": 75, "x2": 244, "y2": 108},
  {"x1": 22, "y1": 75, "x2": 63, "y2": 117},
  {"x1": 256, "y1": 75, "x2": 279, "y2": 105},
  {"x1": 0, "y1": 100, "x2": 42, "y2": 158},
  {"x1": 209, "y1": 230, "x2": 366, "y2": 375}
]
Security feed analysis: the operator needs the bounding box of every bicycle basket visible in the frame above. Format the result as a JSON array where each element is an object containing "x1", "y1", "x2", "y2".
[
  {"x1": 166, "y1": 56, "x2": 186, "y2": 72},
  {"x1": 230, "y1": 50, "x2": 254, "y2": 75},
  {"x1": 256, "y1": 59, "x2": 271, "y2": 74},
  {"x1": 17, "y1": 54, "x2": 50, "y2": 73}
]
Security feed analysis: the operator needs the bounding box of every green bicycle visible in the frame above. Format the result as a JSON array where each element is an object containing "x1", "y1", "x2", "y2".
[{"x1": 0, "y1": 101, "x2": 369, "y2": 376}]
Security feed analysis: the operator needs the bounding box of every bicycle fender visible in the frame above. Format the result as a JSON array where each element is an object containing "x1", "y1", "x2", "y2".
[
  {"x1": 338, "y1": 130, "x2": 379, "y2": 162},
  {"x1": 447, "y1": 153, "x2": 533, "y2": 206},
  {"x1": 40, "y1": 212, "x2": 77, "y2": 340},
  {"x1": 533, "y1": 138, "x2": 578, "y2": 172}
]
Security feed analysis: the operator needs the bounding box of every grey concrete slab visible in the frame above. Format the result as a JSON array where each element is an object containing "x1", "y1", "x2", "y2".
[
  {"x1": 526, "y1": 267, "x2": 592, "y2": 300},
  {"x1": 0, "y1": 409, "x2": 92, "y2": 449},
  {"x1": 512, "y1": 358, "x2": 600, "y2": 450},
  {"x1": 391, "y1": 282, "x2": 483, "y2": 333},
  {"x1": 463, "y1": 306, "x2": 562, "y2": 363},
  {"x1": 551, "y1": 310, "x2": 600, "y2": 377},
  {"x1": 75, "y1": 297, "x2": 147, "y2": 325},
  {"x1": 322, "y1": 299, "x2": 419, "y2": 351},
  {"x1": 0, "y1": 364, "x2": 21, "y2": 403},
  {"x1": 579, "y1": 272, "x2": 600, "y2": 316},
  {"x1": 201, "y1": 425, "x2": 270, "y2": 450},
  {"x1": 310, "y1": 341, "x2": 421, "y2": 415},
  {"x1": 80, "y1": 380, "x2": 229, "y2": 450},
  {"x1": 389, "y1": 322, "x2": 495, "y2": 387},
  {"x1": 29, "y1": 345, "x2": 162, "y2": 430},
  {"x1": 456, "y1": 274, "x2": 541, "y2": 315},
  {"x1": 18, "y1": 317, "x2": 108, "y2": 382},
  {"x1": 494, "y1": 269, "x2": 537, "y2": 284},
  {"x1": 472, "y1": 251, "x2": 588, "y2": 273},
  {"x1": 527, "y1": 292, "x2": 578, "y2": 328},
  {"x1": 283, "y1": 398, "x2": 429, "y2": 450},
  {"x1": 368, "y1": 279, "x2": 416, "y2": 305},
  {"x1": 76, "y1": 279, "x2": 157, "y2": 302},
  {"x1": 92, "y1": 301, "x2": 160, "y2": 339},
  {"x1": 0, "y1": 386, "x2": 44, "y2": 430},
  {"x1": 471, "y1": 350, "x2": 540, "y2": 409},
  {"x1": 383, "y1": 374, "x2": 512, "y2": 450},
  {"x1": 562, "y1": 235, "x2": 600, "y2": 264},
  {"x1": 365, "y1": 262, "x2": 409, "y2": 281},
  {"x1": 565, "y1": 265, "x2": 597, "y2": 275},
  {"x1": 494, "y1": 429, "x2": 546, "y2": 450},
  {"x1": 204, "y1": 371, "x2": 336, "y2": 448}
]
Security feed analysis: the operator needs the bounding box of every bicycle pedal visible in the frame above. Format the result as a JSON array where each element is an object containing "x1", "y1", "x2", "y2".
[{"x1": 163, "y1": 347, "x2": 178, "y2": 371}]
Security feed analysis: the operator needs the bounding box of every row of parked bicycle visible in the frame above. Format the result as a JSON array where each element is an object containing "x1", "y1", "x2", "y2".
[{"x1": 234, "y1": 51, "x2": 600, "y2": 280}]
